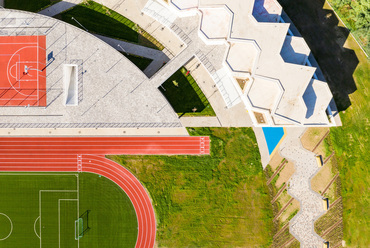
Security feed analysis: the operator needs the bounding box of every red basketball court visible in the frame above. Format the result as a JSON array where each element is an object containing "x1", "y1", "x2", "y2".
[{"x1": 0, "y1": 35, "x2": 46, "y2": 106}]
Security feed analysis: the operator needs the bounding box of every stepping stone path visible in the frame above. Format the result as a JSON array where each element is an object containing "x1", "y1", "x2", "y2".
[{"x1": 280, "y1": 128, "x2": 325, "y2": 248}]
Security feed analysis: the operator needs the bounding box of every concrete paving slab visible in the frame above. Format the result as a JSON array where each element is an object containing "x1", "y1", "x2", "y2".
[
  {"x1": 180, "y1": 117, "x2": 221, "y2": 127},
  {"x1": 95, "y1": 34, "x2": 169, "y2": 60},
  {"x1": 38, "y1": 0, "x2": 82, "y2": 17},
  {"x1": 253, "y1": 127, "x2": 271, "y2": 168}
]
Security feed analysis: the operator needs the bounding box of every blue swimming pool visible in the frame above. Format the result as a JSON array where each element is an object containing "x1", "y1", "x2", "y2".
[{"x1": 262, "y1": 127, "x2": 285, "y2": 155}]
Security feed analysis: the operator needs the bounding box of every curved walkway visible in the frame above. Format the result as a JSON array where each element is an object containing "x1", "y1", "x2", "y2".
[
  {"x1": 279, "y1": 128, "x2": 325, "y2": 248},
  {"x1": 0, "y1": 136, "x2": 210, "y2": 248}
]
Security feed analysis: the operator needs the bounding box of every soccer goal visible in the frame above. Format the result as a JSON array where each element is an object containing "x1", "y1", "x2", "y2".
[{"x1": 75, "y1": 210, "x2": 91, "y2": 240}]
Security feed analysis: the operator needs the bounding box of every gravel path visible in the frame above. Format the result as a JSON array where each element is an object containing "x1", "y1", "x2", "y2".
[{"x1": 280, "y1": 128, "x2": 325, "y2": 248}]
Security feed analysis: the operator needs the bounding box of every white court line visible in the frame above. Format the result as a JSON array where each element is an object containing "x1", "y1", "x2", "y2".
[
  {"x1": 0, "y1": 42, "x2": 38, "y2": 45},
  {"x1": 7, "y1": 46, "x2": 40, "y2": 97},
  {"x1": 0, "y1": 54, "x2": 20, "y2": 89},
  {"x1": 9, "y1": 64, "x2": 16, "y2": 79}
]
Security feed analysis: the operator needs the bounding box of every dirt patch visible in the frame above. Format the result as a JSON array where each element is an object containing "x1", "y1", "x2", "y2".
[
  {"x1": 275, "y1": 161, "x2": 295, "y2": 188},
  {"x1": 315, "y1": 142, "x2": 326, "y2": 158},
  {"x1": 279, "y1": 199, "x2": 299, "y2": 223},
  {"x1": 276, "y1": 189, "x2": 292, "y2": 207},
  {"x1": 301, "y1": 127, "x2": 329, "y2": 151},
  {"x1": 311, "y1": 160, "x2": 333, "y2": 194},
  {"x1": 322, "y1": 176, "x2": 339, "y2": 203},
  {"x1": 269, "y1": 152, "x2": 285, "y2": 171}
]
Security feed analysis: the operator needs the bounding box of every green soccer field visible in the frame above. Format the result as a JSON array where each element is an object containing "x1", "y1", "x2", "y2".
[{"x1": 0, "y1": 173, "x2": 138, "y2": 248}]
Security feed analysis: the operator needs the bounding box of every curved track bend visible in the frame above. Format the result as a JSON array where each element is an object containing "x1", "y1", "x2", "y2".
[{"x1": 0, "y1": 136, "x2": 210, "y2": 248}]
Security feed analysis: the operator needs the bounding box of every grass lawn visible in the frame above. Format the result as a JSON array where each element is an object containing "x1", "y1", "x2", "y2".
[
  {"x1": 0, "y1": 173, "x2": 137, "y2": 248},
  {"x1": 4, "y1": 0, "x2": 60, "y2": 12},
  {"x1": 328, "y1": 35, "x2": 370, "y2": 247},
  {"x1": 159, "y1": 67, "x2": 216, "y2": 117},
  {"x1": 122, "y1": 53, "x2": 153, "y2": 71},
  {"x1": 57, "y1": 1, "x2": 162, "y2": 50},
  {"x1": 109, "y1": 127, "x2": 274, "y2": 247}
]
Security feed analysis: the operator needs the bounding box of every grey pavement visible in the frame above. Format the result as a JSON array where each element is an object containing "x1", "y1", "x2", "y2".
[
  {"x1": 143, "y1": 59, "x2": 165, "y2": 78},
  {"x1": 96, "y1": 34, "x2": 168, "y2": 61},
  {"x1": 38, "y1": 0, "x2": 82, "y2": 17},
  {"x1": 280, "y1": 128, "x2": 325, "y2": 248},
  {"x1": 179, "y1": 117, "x2": 221, "y2": 127},
  {"x1": 253, "y1": 127, "x2": 271, "y2": 168},
  {"x1": 95, "y1": 34, "x2": 170, "y2": 77},
  {"x1": 0, "y1": 10, "x2": 181, "y2": 129}
]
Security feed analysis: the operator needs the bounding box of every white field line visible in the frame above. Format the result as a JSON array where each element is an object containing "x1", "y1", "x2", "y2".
[
  {"x1": 77, "y1": 174, "x2": 80, "y2": 248},
  {"x1": 0, "y1": 213, "x2": 13, "y2": 240},
  {"x1": 0, "y1": 173, "x2": 78, "y2": 176},
  {"x1": 58, "y1": 199, "x2": 78, "y2": 248},
  {"x1": 39, "y1": 175, "x2": 78, "y2": 248},
  {"x1": 34, "y1": 216, "x2": 41, "y2": 239}
]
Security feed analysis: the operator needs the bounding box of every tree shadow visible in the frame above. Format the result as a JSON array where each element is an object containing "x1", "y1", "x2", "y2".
[{"x1": 278, "y1": 0, "x2": 359, "y2": 111}]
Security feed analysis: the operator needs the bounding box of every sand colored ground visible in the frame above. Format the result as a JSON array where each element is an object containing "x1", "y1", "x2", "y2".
[
  {"x1": 279, "y1": 199, "x2": 300, "y2": 223},
  {"x1": 276, "y1": 189, "x2": 292, "y2": 207},
  {"x1": 311, "y1": 160, "x2": 333, "y2": 194},
  {"x1": 275, "y1": 161, "x2": 295, "y2": 188},
  {"x1": 269, "y1": 152, "x2": 285, "y2": 171},
  {"x1": 301, "y1": 127, "x2": 329, "y2": 151}
]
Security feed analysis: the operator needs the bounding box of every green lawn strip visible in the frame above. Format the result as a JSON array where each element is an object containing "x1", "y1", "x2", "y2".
[
  {"x1": 108, "y1": 127, "x2": 274, "y2": 247},
  {"x1": 57, "y1": 1, "x2": 163, "y2": 50},
  {"x1": 4, "y1": 0, "x2": 61, "y2": 12},
  {"x1": 159, "y1": 67, "x2": 216, "y2": 117},
  {"x1": 122, "y1": 53, "x2": 153, "y2": 71},
  {"x1": 327, "y1": 36, "x2": 370, "y2": 247}
]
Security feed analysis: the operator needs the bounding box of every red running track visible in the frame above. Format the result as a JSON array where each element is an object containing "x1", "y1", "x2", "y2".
[
  {"x1": 0, "y1": 136, "x2": 210, "y2": 155},
  {"x1": 0, "y1": 136, "x2": 210, "y2": 248}
]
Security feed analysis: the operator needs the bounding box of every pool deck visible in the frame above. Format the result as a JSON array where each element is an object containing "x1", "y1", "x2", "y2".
[{"x1": 253, "y1": 127, "x2": 270, "y2": 168}]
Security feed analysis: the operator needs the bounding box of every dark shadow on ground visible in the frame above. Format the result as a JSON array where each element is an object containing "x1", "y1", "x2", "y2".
[
  {"x1": 158, "y1": 67, "x2": 216, "y2": 117},
  {"x1": 278, "y1": 0, "x2": 359, "y2": 111}
]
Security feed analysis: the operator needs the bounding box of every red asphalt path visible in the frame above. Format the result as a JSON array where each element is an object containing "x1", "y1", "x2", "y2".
[{"x1": 0, "y1": 136, "x2": 210, "y2": 248}]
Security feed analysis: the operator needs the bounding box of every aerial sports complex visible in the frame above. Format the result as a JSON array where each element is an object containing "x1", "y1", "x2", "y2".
[{"x1": 0, "y1": 0, "x2": 341, "y2": 247}]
